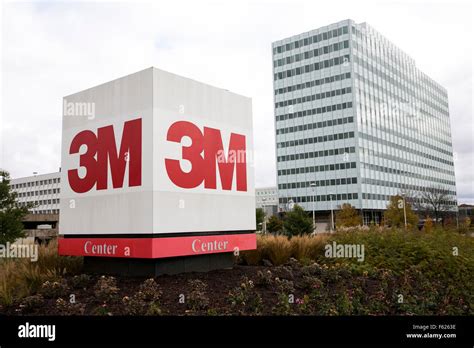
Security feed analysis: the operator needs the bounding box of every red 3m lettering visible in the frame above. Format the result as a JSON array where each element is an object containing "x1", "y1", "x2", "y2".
[
  {"x1": 164, "y1": 121, "x2": 204, "y2": 189},
  {"x1": 68, "y1": 130, "x2": 98, "y2": 193},
  {"x1": 68, "y1": 118, "x2": 142, "y2": 193},
  {"x1": 203, "y1": 127, "x2": 247, "y2": 191},
  {"x1": 165, "y1": 121, "x2": 247, "y2": 192}
]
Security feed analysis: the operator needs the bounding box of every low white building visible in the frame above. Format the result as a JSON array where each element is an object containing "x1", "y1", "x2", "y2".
[
  {"x1": 10, "y1": 171, "x2": 61, "y2": 215},
  {"x1": 256, "y1": 186, "x2": 278, "y2": 216}
]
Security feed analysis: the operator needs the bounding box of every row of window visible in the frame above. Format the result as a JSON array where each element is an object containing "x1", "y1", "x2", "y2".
[
  {"x1": 279, "y1": 177, "x2": 357, "y2": 190},
  {"x1": 277, "y1": 146, "x2": 356, "y2": 163},
  {"x1": 276, "y1": 101, "x2": 353, "y2": 122},
  {"x1": 276, "y1": 116, "x2": 354, "y2": 135},
  {"x1": 275, "y1": 87, "x2": 352, "y2": 109},
  {"x1": 361, "y1": 177, "x2": 456, "y2": 195},
  {"x1": 277, "y1": 131, "x2": 355, "y2": 149},
  {"x1": 11, "y1": 178, "x2": 60, "y2": 189},
  {"x1": 360, "y1": 132, "x2": 454, "y2": 167},
  {"x1": 274, "y1": 40, "x2": 349, "y2": 68},
  {"x1": 360, "y1": 130, "x2": 452, "y2": 164},
  {"x1": 274, "y1": 72, "x2": 351, "y2": 96},
  {"x1": 361, "y1": 192, "x2": 456, "y2": 205},
  {"x1": 30, "y1": 209, "x2": 59, "y2": 215},
  {"x1": 16, "y1": 188, "x2": 60, "y2": 197},
  {"x1": 361, "y1": 160, "x2": 452, "y2": 178},
  {"x1": 256, "y1": 190, "x2": 277, "y2": 195},
  {"x1": 360, "y1": 147, "x2": 454, "y2": 179},
  {"x1": 278, "y1": 192, "x2": 359, "y2": 204},
  {"x1": 278, "y1": 161, "x2": 357, "y2": 176},
  {"x1": 360, "y1": 162, "x2": 455, "y2": 187},
  {"x1": 20, "y1": 198, "x2": 60, "y2": 206},
  {"x1": 357, "y1": 97, "x2": 451, "y2": 145},
  {"x1": 273, "y1": 25, "x2": 349, "y2": 54},
  {"x1": 274, "y1": 55, "x2": 350, "y2": 81}
]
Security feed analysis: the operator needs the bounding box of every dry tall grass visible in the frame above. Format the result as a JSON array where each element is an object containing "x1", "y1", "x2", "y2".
[
  {"x1": 0, "y1": 240, "x2": 83, "y2": 306},
  {"x1": 241, "y1": 234, "x2": 329, "y2": 266}
]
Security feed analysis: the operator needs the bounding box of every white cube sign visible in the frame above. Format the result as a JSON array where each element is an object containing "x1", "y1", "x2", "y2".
[{"x1": 58, "y1": 68, "x2": 256, "y2": 258}]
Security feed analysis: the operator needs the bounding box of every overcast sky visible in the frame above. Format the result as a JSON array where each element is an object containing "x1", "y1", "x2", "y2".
[{"x1": 1, "y1": 0, "x2": 472, "y2": 203}]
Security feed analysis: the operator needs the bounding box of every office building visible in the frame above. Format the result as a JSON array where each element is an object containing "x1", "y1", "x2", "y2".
[
  {"x1": 272, "y1": 19, "x2": 457, "y2": 224},
  {"x1": 10, "y1": 171, "x2": 61, "y2": 215}
]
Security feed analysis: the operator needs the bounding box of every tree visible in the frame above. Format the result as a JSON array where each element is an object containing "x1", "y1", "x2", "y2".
[
  {"x1": 335, "y1": 203, "x2": 362, "y2": 228},
  {"x1": 256, "y1": 208, "x2": 265, "y2": 231},
  {"x1": 418, "y1": 185, "x2": 453, "y2": 223},
  {"x1": 267, "y1": 215, "x2": 283, "y2": 234},
  {"x1": 383, "y1": 195, "x2": 418, "y2": 229},
  {"x1": 0, "y1": 170, "x2": 32, "y2": 244},
  {"x1": 283, "y1": 204, "x2": 313, "y2": 236}
]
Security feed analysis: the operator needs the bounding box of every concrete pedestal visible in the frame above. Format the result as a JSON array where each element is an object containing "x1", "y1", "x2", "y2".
[{"x1": 84, "y1": 252, "x2": 235, "y2": 277}]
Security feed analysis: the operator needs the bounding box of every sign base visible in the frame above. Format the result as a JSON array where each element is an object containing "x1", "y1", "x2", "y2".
[{"x1": 83, "y1": 252, "x2": 235, "y2": 277}]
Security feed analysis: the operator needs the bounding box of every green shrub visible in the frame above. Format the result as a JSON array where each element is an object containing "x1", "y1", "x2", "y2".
[{"x1": 283, "y1": 205, "x2": 313, "y2": 236}]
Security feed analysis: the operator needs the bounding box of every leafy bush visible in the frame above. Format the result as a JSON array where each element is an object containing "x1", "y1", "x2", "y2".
[
  {"x1": 267, "y1": 215, "x2": 283, "y2": 234},
  {"x1": 228, "y1": 277, "x2": 263, "y2": 315},
  {"x1": 283, "y1": 205, "x2": 313, "y2": 236},
  {"x1": 186, "y1": 279, "x2": 209, "y2": 311},
  {"x1": 70, "y1": 274, "x2": 91, "y2": 289},
  {"x1": 39, "y1": 279, "x2": 70, "y2": 299},
  {"x1": 55, "y1": 298, "x2": 86, "y2": 315},
  {"x1": 93, "y1": 276, "x2": 119, "y2": 303},
  {"x1": 335, "y1": 203, "x2": 362, "y2": 228},
  {"x1": 273, "y1": 278, "x2": 295, "y2": 315},
  {"x1": 255, "y1": 270, "x2": 273, "y2": 287},
  {"x1": 18, "y1": 294, "x2": 45, "y2": 314},
  {"x1": 122, "y1": 278, "x2": 163, "y2": 315},
  {"x1": 383, "y1": 195, "x2": 418, "y2": 228}
]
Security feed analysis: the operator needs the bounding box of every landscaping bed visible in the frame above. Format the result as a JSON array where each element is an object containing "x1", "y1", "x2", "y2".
[{"x1": 1, "y1": 228, "x2": 473, "y2": 316}]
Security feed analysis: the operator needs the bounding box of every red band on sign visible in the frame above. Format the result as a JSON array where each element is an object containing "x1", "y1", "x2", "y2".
[{"x1": 58, "y1": 233, "x2": 256, "y2": 259}]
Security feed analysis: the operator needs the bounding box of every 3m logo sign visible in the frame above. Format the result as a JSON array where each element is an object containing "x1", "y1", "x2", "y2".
[
  {"x1": 68, "y1": 118, "x2": 142, "y2": 193},
  {"x1": 165, "y1": 121, "x2": 247, "y2": 192}
]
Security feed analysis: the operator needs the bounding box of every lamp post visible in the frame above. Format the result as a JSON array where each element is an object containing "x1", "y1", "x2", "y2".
[
  {"x1": 310, "y1": 182, "x2": 316, "y2": 232},
  {"x1": 401, "y1": 193, "x2": 407, "y2": 230},
  {"x1": 262, "y1": 197, "x2": 267, "y2": 234},
  {"x1": 330, "y1": 193, "x2": 334, "y2": 233}
]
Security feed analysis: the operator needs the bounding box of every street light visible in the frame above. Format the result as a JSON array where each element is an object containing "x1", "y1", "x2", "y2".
[
  {"x1": 329, "y1": 193, "x2": 334, "y2": 233},
  {"x1": 401, "y1": 193, "x2": 407, "y2": 230},
  {"x1": 310, "y1": 182, "x2": 316, "y2": 232},
  {"x1": 262, "y1": 197, "x2": 267, "y2": 234}
]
